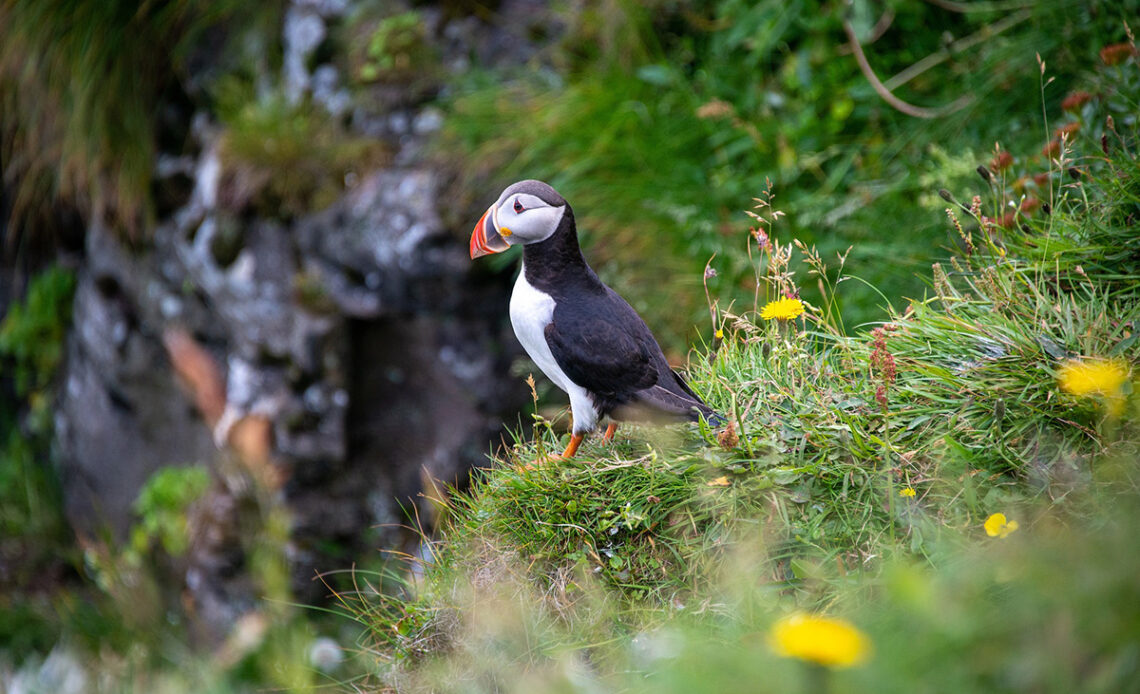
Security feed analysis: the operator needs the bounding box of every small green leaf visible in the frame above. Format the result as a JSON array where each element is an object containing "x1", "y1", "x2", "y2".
[{"x1": 768, "y1": 468, "x2": 801, "y2": 485}]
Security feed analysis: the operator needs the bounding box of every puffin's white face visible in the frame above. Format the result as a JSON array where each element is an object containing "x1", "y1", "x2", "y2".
[
  {"x1": 470, "y1": 181, "x2": 568, "y2": 258},
  {"x1": 492, "y1": 192, "x2": 566, "y2": 245}
]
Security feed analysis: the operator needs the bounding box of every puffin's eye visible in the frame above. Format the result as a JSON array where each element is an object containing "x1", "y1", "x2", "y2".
[{"x1": 513, "y1": 200, "x2": 525, "y2": 213}]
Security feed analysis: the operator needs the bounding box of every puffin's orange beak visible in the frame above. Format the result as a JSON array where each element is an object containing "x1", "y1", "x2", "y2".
[{"x1": 470, "y1": 205, "x2": 511, "y2": 259}]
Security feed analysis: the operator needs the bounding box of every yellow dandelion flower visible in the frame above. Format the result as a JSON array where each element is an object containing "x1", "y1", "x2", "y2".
[
  {"x1": 899, "y1": 487, "x2": 916, "y2": 498},
  {"x1": 1058, "y1": 358, "x2": 1129, "y2": 415},
  {"x1": 984, "y1": 512, "x2": 1019, "y2": 538},
  {"x1": 768, "y1": 613, "x2": 871, "y2": 668},
  {"x1": 760, "y1": 297, "x2": 805, "y2": 321},
  {"x1": 1058, "y1": 358, "x2": 1128, "y2": 396}
]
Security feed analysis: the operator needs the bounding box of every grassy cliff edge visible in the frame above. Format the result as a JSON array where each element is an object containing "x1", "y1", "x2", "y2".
[{"x1": 347, "y1": 75, "x2": 1140, "y2": 693}]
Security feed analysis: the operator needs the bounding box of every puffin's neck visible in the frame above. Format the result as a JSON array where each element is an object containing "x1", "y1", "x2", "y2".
[{"x1": 521, "y1": 209, "x2": 601, "y2": 293}]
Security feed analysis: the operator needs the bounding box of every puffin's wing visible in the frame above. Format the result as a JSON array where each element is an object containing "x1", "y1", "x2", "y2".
[
  {"x1": 544, "y1": 312, "x2": 659, "y2": 397},
  {"x1": 546, "y1": 289, "x2": 722, "y2": 424}
]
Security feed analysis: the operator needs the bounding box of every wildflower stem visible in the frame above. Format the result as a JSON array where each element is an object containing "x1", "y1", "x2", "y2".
[
  {"x1": 804, "y1": 663, "x2": 830, "y2": 694},
  {"x1": 729, "y1": 386, "x2": 754, "y2": 459},
  {"x1": 527, "y1": 374, "x2": 545, "y2": 461},
  {"x1": 843, "y1": 18, "x2": 971, "y2": 118}
]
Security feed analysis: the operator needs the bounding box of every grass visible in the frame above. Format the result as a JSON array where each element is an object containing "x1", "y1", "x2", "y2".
[{"x1": 346, "y1": 60, "x2": 1140, "y2": 691}]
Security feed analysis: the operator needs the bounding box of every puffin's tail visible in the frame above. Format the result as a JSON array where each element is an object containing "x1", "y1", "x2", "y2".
[
  {"x1": 696, "y1": 407, "x2": 727, "y2": 428},
  {"x1": 628, "y1": 382, "x2": 726, "y2": 429},
  {"x1": 669, "y1": 370, "x2": 726, "y2": 428}
]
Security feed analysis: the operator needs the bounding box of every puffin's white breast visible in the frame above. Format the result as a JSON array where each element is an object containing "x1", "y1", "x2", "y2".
[{"x1": 509, "y1": 266, "x2": 599, "y2": 433}]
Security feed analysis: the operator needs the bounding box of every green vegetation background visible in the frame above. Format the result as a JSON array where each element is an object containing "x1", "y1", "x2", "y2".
[
  {"x1": 2, "y1": 1, "x2": 1139, "y2": 692},
  {"x1": 445, "y1": 0, "x2": 1137, "y2": 344}
]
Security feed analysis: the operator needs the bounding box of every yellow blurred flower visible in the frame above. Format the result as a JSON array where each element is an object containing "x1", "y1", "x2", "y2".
[
  {"x1": 899, "y1": 487, "x2": 916, "y2": 498},
  {"x1": 1058, "y1": 358, "x2": 1128, "y2": 396},
  {"x1": 768, "y1": 613, "x2": 871, "y2": 668},
  {"x1": 760, "y1": 297, "x2": 805, "y2": 321},
  {"x1": 1058, "y1": 358, "x2": 1129, "y2": 415},
  {"x1": 984, "y1": 512, "x2": 1019, "y2": 538}
]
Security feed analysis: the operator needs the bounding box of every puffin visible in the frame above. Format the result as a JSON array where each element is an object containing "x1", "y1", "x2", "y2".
[{"x1": 470, "y1": 179, "x2": 723, "y2": 459}]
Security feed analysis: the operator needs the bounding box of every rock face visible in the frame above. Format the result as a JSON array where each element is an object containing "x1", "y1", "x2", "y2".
[
  {"x1": 56, "y1": 254, "x2": 219, "y2": 535},
  {"x1": 59, "y1": 161, "x2": 520, "y2": 515},
  {"x1": 44, "y1": 0, "x2": 558, "y2": 634},
  {"x1": 58, "y1": 156, "x2": 525, "y2": 614}
]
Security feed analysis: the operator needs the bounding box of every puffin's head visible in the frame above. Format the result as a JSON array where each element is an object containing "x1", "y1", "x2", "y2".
[{"x1": 470, "y1": 180, "x2": 568, "y2": 258}]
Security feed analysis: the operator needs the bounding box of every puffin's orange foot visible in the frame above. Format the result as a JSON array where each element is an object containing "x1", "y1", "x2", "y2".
[
  {"x1": 522, "y1": 433, "x2": 584, "y2": 469},
  {"x1": 559, "y1": 433, "x2": 584, "y2": 458},
  {"x1": 601, "y1": 422, "x2": 618, "y2": 443}
]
